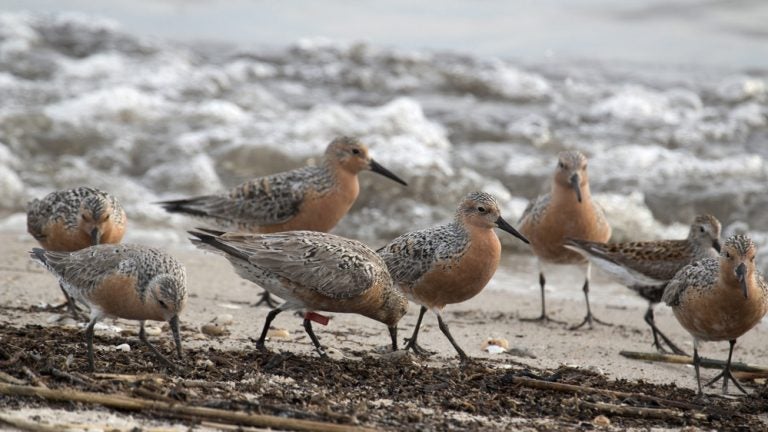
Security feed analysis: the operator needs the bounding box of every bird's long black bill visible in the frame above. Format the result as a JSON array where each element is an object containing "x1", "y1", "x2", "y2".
[
  {"x1": 496, "y1": 216, "x2": 530, "y2": 244},
  {"x1": 90, "y1": 228, "x2": 101, "y2": 245},
  {"x1": 170, "y1": 315, "x2": 183, "y2": 359},
  {"x1": 713, "y1": 239, "x2": 722, "y2": 253},
  {"x1": 735, "y1": 263, "x2": 748, "y2": 299},
  {"x1": 569, "y1": 174, "x2": 582, "y2": 203},
  {"x1": 369, "y1": 159, "x2": 408, "y2": 186}
]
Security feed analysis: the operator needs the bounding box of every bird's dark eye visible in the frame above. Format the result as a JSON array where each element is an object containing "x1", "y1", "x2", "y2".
[
  {"x1": 558, "y1": 162, "x2": 565, "y2": 169},
  {"x1": 352, "y1": 148, "x2": 361, "y2": 155},
  {"x1": 158, "y1": 300, "x2": 168, "y2": 309},
  {"x1": 82, "y1": 214, "x2": 87, "y2": 220},
  {"x1": 477, "y1": 206, "x2": 486, "y2": 213},
  {"x1": 699, "y1": 226, "x2": 705, "y2": 233},
  {"x1": 725, "y1": 252, "x2": 731, "y2": 258}
]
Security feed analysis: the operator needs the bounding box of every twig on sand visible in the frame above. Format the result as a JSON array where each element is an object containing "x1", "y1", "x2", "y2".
[
  {"x1": 92, "y1": 372, "x2": 166, "y2": 384},
  {"x1": 0, "y1": 371, "x2": 26, "y2": 385},
  {"x1": 620, "y1": 351, "x2": 768, "y2": 373},
  {"x1": 572, "y1": 398, "x2": 707, "y2": 421},
  {"x1": 22, "y1": 367, "x2": 48, "y2": 388},
  {"x1": 508, "y1": 376, "x2": 703, "y2": 412},
  {"x1": 733, "y1": 371, "x2": 768, "y2": 381},
  {"x1": 48, "y1": 367, "x2": 95, "y2": 388},
  {"x1": 0, "y1": 383, "x2": 376, "y2": 432}
]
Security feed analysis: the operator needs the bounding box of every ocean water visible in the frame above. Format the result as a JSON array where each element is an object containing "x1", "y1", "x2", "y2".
[{"x1": 0, "y1": 11, "x2": 767, "y2": 273}]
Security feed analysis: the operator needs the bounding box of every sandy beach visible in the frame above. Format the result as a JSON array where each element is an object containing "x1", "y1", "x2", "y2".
[{"x1": 2, "y1": 230, "x2": 767, "y2": 430}]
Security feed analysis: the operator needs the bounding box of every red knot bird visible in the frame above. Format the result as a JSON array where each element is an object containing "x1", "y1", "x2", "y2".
[
  {"x1": 188, "y1": 229, "x2": 408, "y2": 358},
  {"x1": 27, "y1": 187, "x2": 127, "y2": 318},
  {"x1": 662, "y1": 234, "x2": 768, "y2": 395},
  {"x1": 518, "y1": 150, "x2": 612, "y2": 329},
  {"x1": 377, "y1": 192, "x2": 529, "y2": 362},
  {"x1": 565, "y1": 214, "x2": 722, "y2": 355},
  {"x1": 30, "y1": 244, "x2": 187, "y2": 372},
  {"x1": 160, "y1": 136, "x2": 407, "y2": 308}
]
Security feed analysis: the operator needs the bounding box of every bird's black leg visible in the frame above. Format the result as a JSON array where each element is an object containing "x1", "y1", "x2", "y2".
[{"x1": 404, "y1": 306, "x2": 435, "y2": 356}]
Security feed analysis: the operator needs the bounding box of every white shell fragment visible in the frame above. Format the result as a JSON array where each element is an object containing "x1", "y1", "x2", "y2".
[{"x1": 481, "y1": 337, "x2": 510, "y2": 354}]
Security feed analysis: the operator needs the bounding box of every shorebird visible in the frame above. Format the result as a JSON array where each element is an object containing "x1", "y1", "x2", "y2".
[
  {"x1": 663, "y1": 234, "x2": 768, "y2": 395},
  {"x1": 377, "y1": 192, "x2": 529, "y2": 361},
  {"x1": 30, "y1": 244, "x2": 187, "y2": 372},
  {"x1": 188, "y1": 229, "x2": 408, "y2": 357},
  {"x1": 565, "y1": 214, "x2": 722, "y2": 354},
  {"x1": 518, "y1": 150, "x2": 612, "y2": 329},
  {"x1": 27, "y1": 187, "x2": 127, "y2": 318},
  {"x1": 160, "y1": 136, "x2": 407, "y2": 308}
]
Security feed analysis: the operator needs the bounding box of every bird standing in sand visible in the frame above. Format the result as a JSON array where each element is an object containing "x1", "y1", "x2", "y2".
[
  {"x1": 662, "y1": 234, "x2": 768, "y2": 395},
  {"x1": 160, "y1": 136, "x2": 407, "y2": 308},
  {"x1": 518, "y1": 150, "x2": 612, "y2": 329},
  {"x1": 27, "y1": 187, "x2": 127, "y2": 318},
  {"x1": 377, "y1": 192, "x2": 529, "y2": 361},
  {"x1": 30, "y1": 244, "x2": 187, "y2": 372},
  {"x1": 565, "y1": 214, "x2": 722, "y2": 354},
  {"x1": 188, "y1": 229, "x2": 408, "y2": 357}
]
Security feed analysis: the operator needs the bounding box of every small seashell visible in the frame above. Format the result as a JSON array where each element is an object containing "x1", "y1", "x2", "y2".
[
  {"x1": 481, "y1": 337, "x2": 510, "y2": 353},
  {"x1": 59, "y1": 318, "x2": 78, "y2": 327},
  {"x1": 201, "y1": 323, "x2": 229, "y2": 337},
  {"x1": 593, "y1": 415, "x2": 610, "y2": 426},
  {"x1": 486, "y1": 345, "x2": 506, "y2": 354},
  {"x1": 115, "y1": 343, "x2": 131, "y2": 352},
  {"x1": 196, "y1": 359, "x2": 215, "y2": 370},
  {"x1": 266, "y1": 328, "x2": 290, "y2": 339},
  {"x1": 143, "y1": 326, "x2": 162, "y2": 336}
]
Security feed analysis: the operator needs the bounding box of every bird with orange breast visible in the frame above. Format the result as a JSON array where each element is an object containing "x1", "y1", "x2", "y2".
[
  {"x1": 518, "y1": 151, "x2": 612, "y2": 329},
  {"x1": 159, "y1": 136, "x2": 407, "y2": 308},
  {"x1": 663, "y1": 234, "x2": 768, "y2": 395},
  {"x1": 27, "y1": 187, "x2": 127, "y2": 318},
  {"x1": 30, "y1": 244, "x2": 187, "y2": 372},
  {"x1": 377, "y1": 192, "x2": 529, "y2": 361}
]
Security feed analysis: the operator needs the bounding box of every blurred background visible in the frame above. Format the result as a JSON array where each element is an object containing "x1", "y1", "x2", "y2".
[{"x1": 1, "y1": 1, "x2": 767, "y2": 266}]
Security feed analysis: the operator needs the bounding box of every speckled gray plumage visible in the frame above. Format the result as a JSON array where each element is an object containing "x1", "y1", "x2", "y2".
[
  {"x1": 377, "y1": 192, "x2": 502, "y2": 286},
  {"x1": 158, "y1": 136, "x2": 378, "y2": 232},
  {"x1": 162, "y1": 164, "x2": 336, "y2": 231},
  {"x1": 663, "y1": 235, "x2": 767, "y2": 307},
  {"x1": 377, "y1": 222, "x2": 470, "y2": 286},
  {"x1": 568, "y1": 215, "x2": 721, "y2": 303},
  {"x1": 30, "y1": 244, "x2": 187, "y2": 309},
  {"x1": 191, "y1": 230, "x2": 393, "y2": 301},
  {"x1": 27, "y1": 187, "x2": 125, "y2": 242}
]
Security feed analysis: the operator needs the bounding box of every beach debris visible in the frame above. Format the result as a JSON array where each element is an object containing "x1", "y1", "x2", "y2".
[
  {"x1": 201, "y1": 323, "x2": 229, "y2": 337},
  {"x1": 266, "y1": 328, "x2": 290, "y2": 340},
  {"x1": 201, "y1": 314, "x2": 235, "y2": 337},
  {"x1": 593, "y1": 415, "x2": 610, "y2": 426},
  {"x1": 115, "y1": 343, "x2": 130, "y2": 352},
  {"x1": 481, "y1": 337, "x2": 509, "y2": 354}
]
